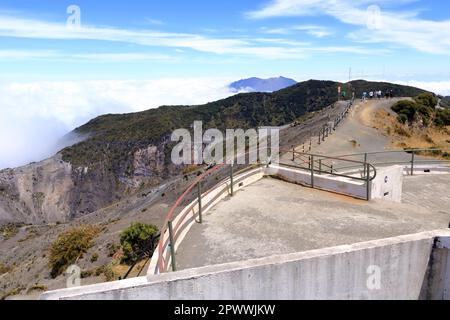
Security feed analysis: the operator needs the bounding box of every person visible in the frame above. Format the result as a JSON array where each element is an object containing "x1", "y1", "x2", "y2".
[
  {"x1": 362, "y1": 92, "x2": 367, "y2": 102},
  {"x1": 369, "y1": 91, "x2": 373, "y2": 99}
]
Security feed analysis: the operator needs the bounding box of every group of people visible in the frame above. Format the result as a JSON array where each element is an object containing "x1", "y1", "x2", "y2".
[{"x1": 361, "y1": 89, "x2": 395, "y2": 101}]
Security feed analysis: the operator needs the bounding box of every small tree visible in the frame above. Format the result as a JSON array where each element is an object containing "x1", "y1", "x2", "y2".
[
  {"x1": 120, "y1": 223, "x2": 159, "y2": 264},
  {"x1": 48, "y1": 225, "x2": 101, "y2": 278}
]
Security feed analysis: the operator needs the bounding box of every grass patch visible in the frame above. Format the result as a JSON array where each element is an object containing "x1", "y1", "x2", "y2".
[
  {"x1": 26, "y1": 284, "x2": 47, "y2": 294},
  {"x1": 0, "y1": 223, "x2": 24, "y2": 240},
  {"x1": 0, "y1": 262, "x2": 11, "y2": 274}
]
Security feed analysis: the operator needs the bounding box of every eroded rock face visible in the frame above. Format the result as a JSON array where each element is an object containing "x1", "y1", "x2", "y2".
[
  {"x1": 0, "y1": 142, "x2": 173, "y2": 225},
  {"x1": 0, "y1": 155, "x2": 74, "y2": 224}
]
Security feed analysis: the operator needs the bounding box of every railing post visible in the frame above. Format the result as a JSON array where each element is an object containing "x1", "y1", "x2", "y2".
[
  {"x1": 197, "y1": 182, "x2": 202, "y2": 223},
  {"x1": 230, "y1": 164, "x2": 234, "y2": 196},
  {"x1": 310, "y1": 155, "x2": 315, "y2": 188},
  {"x1": 168, "y1": 220, "x2": 176, "y2": 272},
  {"x1": 363, "y1": 153, "x2": 367, "y2": 177},
  {"x1": 366, "y1": 163, "x2": 371, "y2": 201},
  {"x1": 410, "y1": 151, "x2": 415, "y2": 176},
  {"x1": 319, "y1": 159, "x2": 322, "y2": 175},
  {"x1": 318, "y1": 132, "x2": 321, "y2": 145}
]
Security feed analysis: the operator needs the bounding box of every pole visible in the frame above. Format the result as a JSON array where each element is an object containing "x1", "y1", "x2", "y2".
[
  {"x1": 319, "y1": 159, "x2": 322, "y2": 175},
  {"x1": 363, "y1": 153, "x2": 367, "y2": 177},
  {"x1": 366, "y1": 163, "x2": 371, "y2": 201},
  {"x1": 168, "y1": 220, "x2": 176, "y2": 272},
  {"x1": 197, "y1": 182, "x2": 202, "y2": 223},
  {"x1": 411, "y1": 152, "x2": 415, "y2": 176},
  {"x1": 311, "y1": 155, "x2": 315, "y2": 188},
  {"x1": 292, "y1": 146, "x2": 295, "y2": 161},
  {"x1": 230, "y1": 165, "x2": 234, "y2": 196}
]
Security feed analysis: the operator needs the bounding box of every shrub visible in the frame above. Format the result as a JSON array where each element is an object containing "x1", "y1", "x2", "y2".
[
  {"x1": 434, "y1": 109, "x2": 450, "y2": 127},
  {"x1": 0, "y1": 262, "x2": 11, "y2": 274},
  {"x1": 48, "y1": 225, "x2": 101, "y2": 278},
  {"x1": 90, "y1": 253, "x2": 99, "y2": 263},
  {"x1": 120, "y1": 223, "x2": 159, "y2": 264},
  {"x1": 391, "y1": 100, "x2": 417, "y2": 123},
  {"x1": 95, "y1": 264, "x2": 117, "y2": 282},
  {"x1": 397, "y1": 114, "x2": 408, "y2": 124},
  {"x1": 414, "y1": 93, "x2": 438, "y2": 109}
]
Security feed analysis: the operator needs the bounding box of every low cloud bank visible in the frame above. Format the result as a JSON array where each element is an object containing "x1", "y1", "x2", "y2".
[{"x1": 0, "y1": 78, "x2": 236, "y2": 169}]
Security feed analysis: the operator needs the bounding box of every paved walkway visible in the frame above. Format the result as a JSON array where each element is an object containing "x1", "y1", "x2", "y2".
[{"x1": 176, "y1": 175, "x2": 450, "y2": 270}]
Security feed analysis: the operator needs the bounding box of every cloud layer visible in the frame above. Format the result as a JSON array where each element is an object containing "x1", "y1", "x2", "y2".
[{"x1": 0, "y1": 78, "x2": 237, "y2": 169}]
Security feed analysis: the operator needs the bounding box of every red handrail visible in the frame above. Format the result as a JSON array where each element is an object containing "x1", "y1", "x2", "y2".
[{"x1": 157, "y1": 163, "x2": 226, "y2": 273}]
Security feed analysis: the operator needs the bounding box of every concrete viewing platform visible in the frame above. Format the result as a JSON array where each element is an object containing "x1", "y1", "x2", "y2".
[{"x1": 176, "y1": 174, "x2": 450, "y2": 270}]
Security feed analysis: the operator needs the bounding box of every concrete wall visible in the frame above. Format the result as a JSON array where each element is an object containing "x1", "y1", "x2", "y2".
[
  {"x1": 370, "y1": 165, "x2": 403, "y2": 203},
  {"x1": 266, "y1": 165, "x2": 368, "y2": 199},
  {"x1": 41, "y1": 230, "x2": 450, "y2": 300}
]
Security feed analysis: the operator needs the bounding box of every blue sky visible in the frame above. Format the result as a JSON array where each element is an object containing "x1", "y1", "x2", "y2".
[
  {"x1": 0, "y1": 0, "x2": 450, "y2": 169},
  {"x1": 0, "y1": 0, "x2": 449, "y2": 82}
]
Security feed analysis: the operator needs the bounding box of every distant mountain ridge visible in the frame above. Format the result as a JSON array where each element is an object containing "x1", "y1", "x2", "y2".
[{"x1": 229, "y1": 76, "x2": 297, "y2": 93}]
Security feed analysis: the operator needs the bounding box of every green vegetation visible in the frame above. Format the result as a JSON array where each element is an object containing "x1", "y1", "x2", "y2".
[
  {"x1": 0, "y1": 262, "x2": 11, "y2": 274},
  {"x1": 0, "y1": 287, "x2": 24, "y2": 300},
  {"x1": 120, "y1": 222, "x2": 159, "y2": 264},
  {"x1": 392, "y1": 93, "x2": 450, "y2": 128},
  {"x1": 48, "y1": 225, "x2": 101, "y2": 278},
  {"x1": 90, "y1": 252, "x2": 99, "y2": 263},
  {"x1": 0, "y1": 223, "x2": 24, "y2": 240},
  {"x1": 439, "y1": 96, "x2": 450, "y2": 109},
  {"x1": 95, "y1": 264, "x2": 117, "y2": 282},
  {"x1": 26, "y1": 284, "x2": 47, "y2": 294}
]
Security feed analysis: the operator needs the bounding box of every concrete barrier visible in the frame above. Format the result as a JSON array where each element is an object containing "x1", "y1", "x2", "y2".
[{"x1": 41, "y1": 230, "x2": 450, "y2": 300}]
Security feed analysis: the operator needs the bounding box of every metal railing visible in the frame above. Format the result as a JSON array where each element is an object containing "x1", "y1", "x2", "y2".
[
  {"x1": 280, "y1": 149, "x2": 377, "y2": 200},
  {"x1": 297, "y1": 98, "x2": 354, "y2": 152},
  {"x1": 328, "y1": 148, "x2": 450, "y2": 176},
  {"x1": 155, "y1": 163, "x2": 263, "y2": 273},
  {"x1": 153, "y1": 149, "x2": 378, "y2": 274}
]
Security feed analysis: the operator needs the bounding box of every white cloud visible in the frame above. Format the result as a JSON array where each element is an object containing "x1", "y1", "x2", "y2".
[
  {"x1": 261, "y1": 25, "x2": 333, "y2": 37},
  {"x1": 293, "y1": 25, "x2": 333, "y2": 38},
  {"x1": 0, "y1": 50, "x2": 177, "y2": 62},
  {"x1": 0, "y1": 12, "x2": 389, "y2": 60},
  {"x1": 0, "y1": 78, "x2": 238, "y2": 169},
  {"x1": 393, "y1": 80, "x2": 450, "y2": 96},
  {"x1": 247, "y1": 0, "x2": 450, "y2": 54}
]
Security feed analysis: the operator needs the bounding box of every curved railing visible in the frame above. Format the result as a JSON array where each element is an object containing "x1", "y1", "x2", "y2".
[{"x1": 154, "y1": 163, "x2": 264, "y2": 274}]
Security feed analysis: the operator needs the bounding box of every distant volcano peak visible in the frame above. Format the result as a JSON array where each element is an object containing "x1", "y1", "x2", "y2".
[{"x1": 229, "y1": 76, "x2": 297, "y2": 93}]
